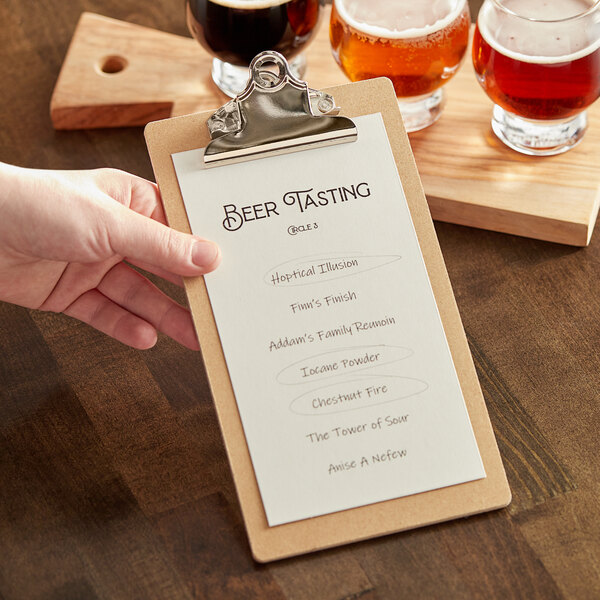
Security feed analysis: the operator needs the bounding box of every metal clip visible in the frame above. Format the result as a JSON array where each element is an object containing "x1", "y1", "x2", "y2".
[{"x1": 204, "y1": 51, "x2": 357, "y2": 167}]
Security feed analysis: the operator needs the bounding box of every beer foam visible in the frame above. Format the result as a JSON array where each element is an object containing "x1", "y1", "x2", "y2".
[
  {"x1": 207, "y1": 0, "x2": 290, "y2": 8},
  {"x1": 497, "y1": 0, "x2": 597, "y2": 20},
  {"x1": 478, "y1": 0, "x2": 600, "y2": 64},
  {"x1": 334, "y1": 0, "x2": 467, "y2": 40}
]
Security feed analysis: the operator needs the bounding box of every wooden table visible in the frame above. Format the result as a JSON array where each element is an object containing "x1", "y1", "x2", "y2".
[{"x1": 0, "y1": 1, "x2": 598, "y2": 598}]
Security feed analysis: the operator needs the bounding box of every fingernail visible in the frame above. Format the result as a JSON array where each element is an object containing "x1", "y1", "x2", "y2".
[{"x1": 192, "y1": 240, "x2": 220, "y2": 268}]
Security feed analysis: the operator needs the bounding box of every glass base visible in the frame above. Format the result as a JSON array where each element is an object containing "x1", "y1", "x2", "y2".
[
  {"x1": 212, "y1": 55, "x2": 307, "y2": 98},
  {"x1": 491, "y1": 105, "x2": 588, "y2": 156},
  {"x1": 398, "y1": 89, "x2": 445, "y2": 133}
]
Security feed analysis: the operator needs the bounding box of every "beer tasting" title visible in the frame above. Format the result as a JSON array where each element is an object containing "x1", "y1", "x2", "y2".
[{"x1": 221, "y1": 181, "x2": 371, "y2": 232}]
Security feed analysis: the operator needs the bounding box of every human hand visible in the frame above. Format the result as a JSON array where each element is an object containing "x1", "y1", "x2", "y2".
[{"x1": 0, "y1": 163, "x2": 220, "y2": 350}]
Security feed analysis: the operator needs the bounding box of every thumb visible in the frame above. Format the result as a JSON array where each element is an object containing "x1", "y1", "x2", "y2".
[{"x1": 109, "y1": 206, "x2": 221, "y2": 277}]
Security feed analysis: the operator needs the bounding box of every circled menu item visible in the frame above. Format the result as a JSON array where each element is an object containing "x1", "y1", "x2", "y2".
[{"x1": 172, "y1": 113, "x2": 485, "y2": 527}]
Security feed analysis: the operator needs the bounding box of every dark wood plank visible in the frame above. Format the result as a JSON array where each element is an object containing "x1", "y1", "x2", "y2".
[
  {"x1": 269, "y1": 549, "x2": 374, "y2": 600},
  {"x1": 513, "y1": 485, "x2": 600, "y2": 599},
  {"x1": 435, "y1": 221, "x2": 600, "y2": 597},
  {"x1": 29, "y1": 310, "x2": 221, "y2": 517},
  {"x1": 152, "y1": 494, "x2": 286, "y2": 600},
  {"x1": 469, "y1": 339, "x2": 577, "y2": 514},
  {"x1": 436, "y1": 512, "x2": 564, "y2": 600},
  {"x1": 0, "y1": 305, "x2": 192, "y2": 600},
  {"x1": 44, "y1": 579, "x2": 100, "y2": 600},
  {"x1": 342, "y1": 509, "x2": 563, "y2": 600}
]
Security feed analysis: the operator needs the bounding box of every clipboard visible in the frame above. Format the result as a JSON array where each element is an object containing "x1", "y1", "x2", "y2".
[{"x1": 145, "y1": 53, "x2": 511, "y2": 562}]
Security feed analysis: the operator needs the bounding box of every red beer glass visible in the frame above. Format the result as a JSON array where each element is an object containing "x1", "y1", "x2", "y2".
[{"x1": 473, "y1": 0, "x2": 600, "y2": 155}]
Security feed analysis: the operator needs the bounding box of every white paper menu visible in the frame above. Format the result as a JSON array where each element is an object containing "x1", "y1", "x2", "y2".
[{"x1": 172, "y1": 113, "x2": 485, "y2": 527}]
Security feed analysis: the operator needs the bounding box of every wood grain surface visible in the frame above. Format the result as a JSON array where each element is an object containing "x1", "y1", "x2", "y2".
[{"x1": 1, "y1": 0, "x2": 599, "y2": 598}]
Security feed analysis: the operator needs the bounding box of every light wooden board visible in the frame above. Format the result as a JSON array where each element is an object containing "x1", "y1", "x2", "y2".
[
  {"x1": 145, "y1": 77, "x2": 511, "y2": 562},
  {"x1": 51, "y1": 10, "x2": 600, "y2": 245},
  {"x1": 49, "y1": 12, "x2": 221, "y2": 128}
]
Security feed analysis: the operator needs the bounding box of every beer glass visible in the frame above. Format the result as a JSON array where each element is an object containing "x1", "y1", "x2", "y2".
[
  {"x1": 330, "y1": 0, "x2": 471, "y2": 132},
  {"x1": 473, "y1": 0, "x2": 600, "y2": 155},
  {"x1": 186, "y1": 0, "x2": 321, "y2": 97}
]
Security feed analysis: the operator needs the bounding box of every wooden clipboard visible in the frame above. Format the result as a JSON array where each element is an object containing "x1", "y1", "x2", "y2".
[{"x1": 145, "y1": 77, "x2": 511, "y2": 562}]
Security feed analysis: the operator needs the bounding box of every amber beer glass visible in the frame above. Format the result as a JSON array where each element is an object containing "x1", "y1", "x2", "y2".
[
  {"x1": 187, "y1": 0, "x2": 320, "y2": 97},
  {"x1": 473, "y1": 0, "x2": 600, "y2": 155},
  {"x1": 330, "y1": 0, "x2": 471, "y2": 131}
]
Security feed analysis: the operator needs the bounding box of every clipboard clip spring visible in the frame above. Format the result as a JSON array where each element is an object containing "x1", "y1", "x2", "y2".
[{"x1": 204, "y1": 51, "x2": 357, "y2": 167}]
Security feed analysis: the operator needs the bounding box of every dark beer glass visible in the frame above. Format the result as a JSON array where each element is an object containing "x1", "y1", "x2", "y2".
[
  {"x1": 186, "y1": 0, "x2": 321, "y2": 97},
  {"x1": 473, "y1": 0, "x2": 600, "y2": 155}
]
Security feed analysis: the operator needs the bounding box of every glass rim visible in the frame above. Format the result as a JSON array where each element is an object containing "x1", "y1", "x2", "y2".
[{"x1": 491, "y1": 0, "x2": 600, "y2": 23}]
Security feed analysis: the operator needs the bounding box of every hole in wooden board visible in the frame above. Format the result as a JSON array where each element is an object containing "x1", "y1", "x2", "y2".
[{"x1": 98, "y1": 55, "x2": 128, "y2": 74}]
